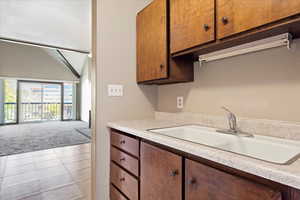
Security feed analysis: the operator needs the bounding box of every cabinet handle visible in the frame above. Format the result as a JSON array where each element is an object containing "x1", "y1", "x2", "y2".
[
  {"x1": 222, "y1": 17, "x2": 229, "y2": 25},
  {"x1": 189, "y1": 178, "x2": 197, "y2": 185},
  {"x1": 203, "y1": 24, "x2": 210, "y2": 31},
  {"x1": 120, "y1": 177, "x2": 125, "y2": 182},
  {"x1": 170, "y1": 170, "x2": 179, "y2": 177},
  {"x1": 160, "y1": 64, "x2": 164, "y2": 71},
  {"x1": 120, "y1": 140, "x2": 126, "y2": 144},
  {"x1": 120, "y1": 157, "x2": 126, "y2": 162}
]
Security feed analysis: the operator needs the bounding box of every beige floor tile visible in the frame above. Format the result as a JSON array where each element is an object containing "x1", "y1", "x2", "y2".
[
  {"x1": 37, "y1": 166, "x2": 69, "y2": 179},
  {"x1": 6, "y1": 157, "x2": 35, "y2": 168},
  {"x1": 2, "y1": 171, "x2": 38, "y2": 188},
  {"x1": 35, "y1": 159, "x2": 63, "y2": 170},
  {"x1": 69, "y1": 168, "x2": 91, "y2": 182},
  {"x1": 4, "y1": 163, "x2": 36, "y2": 177},
  {"x1": 0, "y1": 144, "x2": 91, "y2": 200},
  {"x1": 40, "y1": 173, "x2": 74, "y2": 192},
  {"x1": 77, "y1": 179, "x2": 91, "y2": 199},
  {"x1": 64, "y1": 159, "x2": 91, "y2": 172},
  {"x1": 41, "y1": 184, "x2": 83, "y2": 200},
  {"x1": 20, "y1": 193, "x2": 43, "y2": 200},
  {"x1": 34, "y1": 154, "x2": 58, "y2": 163},
  {"x1": 6, "y1": 152, "x2": 34, "y2": 161},
  {"x1": 0, "y1": 180, "x2": 40, "y2": 200},
  {"x1": 0, "y1": 157, "x2": 7, "y2": 178},
  {"x1": 60, "y1": 153, "x2": 91, "y2": 164}
]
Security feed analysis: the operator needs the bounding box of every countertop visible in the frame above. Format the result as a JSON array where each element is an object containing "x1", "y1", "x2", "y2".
[{"x1": 108, "y1": 119, "x2": 300, "y2": 190}]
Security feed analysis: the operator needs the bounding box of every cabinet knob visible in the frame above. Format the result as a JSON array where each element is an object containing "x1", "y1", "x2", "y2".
[
  {"x1": 120, "y1": 177, "x2": 125, "y2": 182},
  {"x1": 160, "y1": 64, "x2": 164, "y2": 70},
  {"x1": 189, "y1": 178, "x2": 197, "y2": 185},
  {"x1": 170, "y1": 170, "x2": 179, "y2": 177},
  {"x1": 222, "y1": 17, "x2": 229, "y2": 25},
  {"x1": 120, "y1": 140, "x2": 126, "y2": 144},
  {"x1": 203, "y1": 24, "x2": 210, "y2": 31},
  {"x1": 120, "y1": 157, "x2": 126, "y2": 162}
]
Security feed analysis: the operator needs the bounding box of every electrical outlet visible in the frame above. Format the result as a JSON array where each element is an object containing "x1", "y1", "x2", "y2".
[
  {"x1": 177, "y1": 96, "x2": 184, "y2": 109},
  {"x1": 108, "y1": 84, "x2": 123, "y2": 97}
]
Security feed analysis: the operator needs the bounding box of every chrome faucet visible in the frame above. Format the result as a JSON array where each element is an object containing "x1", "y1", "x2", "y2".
[
  {"x1": 217, "y1": 106, "x2": 254, "y2": 137},
  {"x1": 221, "y1": 106, "x2": 238, "y2": 133}
]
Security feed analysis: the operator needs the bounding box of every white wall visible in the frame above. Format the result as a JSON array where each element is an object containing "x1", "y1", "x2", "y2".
[
  {"x1": 158, "y1": 39, "x2": 300, "y2": 122},
  {"x1": 95, "y1": 0, "x2": 156, "y2": 199},
  {"x1": 0, "y1": 0, "x2": 91, "y2": 51},
  {"x1": 0, "y1": 41, "x2": 78, "y2": 81},
  {"x1": 80, "y1": 58, "x2": 91, "y2": 122}
]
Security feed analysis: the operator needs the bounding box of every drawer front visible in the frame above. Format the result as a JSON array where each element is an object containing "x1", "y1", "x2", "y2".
[
  {"x1": 110, "y1": 184, "x2": 127, "y2": 200},
  {"x1": 111, "y1": 130, "x2": 139, "y2": 157},
  {"x1": 110, "y1": 162, "x2": 138, "y2": 200},
  {"x1": 111, "y1": 146, "x2": 139, "y2": 177},
  {"x1": 185, "y1": 159, "x2": 282, "y2": 200}
]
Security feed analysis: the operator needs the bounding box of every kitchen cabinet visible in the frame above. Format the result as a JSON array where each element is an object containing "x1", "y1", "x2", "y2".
[
  {"x1": 170, "y1": 0, "x2": 215, "y2": 53},
  {"x1": 137, "y1": 0, "x2": 168, "y2": 82},
  {"x1": 185, "y1": 159, "x2": 282, "y2": 200},
  {"x1": 110, "y1": 130, "x2": 140, "y2": 200},
  {"x1": 110, "y1": 129, "x2": 300, "y2": 200},
  {"x1": 140, "y1": 142, "x2": 182, "y2": 200},
  {"x1": 217, "y1": 0, "x2": 300, "y2": 39},
  {"x1": 136, "y1": 0, "x2": 194, "y2": 84}
]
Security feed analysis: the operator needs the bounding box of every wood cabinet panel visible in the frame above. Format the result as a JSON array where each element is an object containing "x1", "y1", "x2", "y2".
[
  {"x1": 110, "y1": 184, "x2": 127, "y2": 200},
  {"x1": 140, "y1": 142, "x2": 182, "y2": 200},
  {"x1": 110, "y1": 162, "x2": 138, "y2": 200},
  {"x1": 217, "y1": 0, "x2": 300, "y2": 39},
  {"x1": 111, "y1": 130, "x2": 139, "y2": 157},
  {"x1": 185, "y1": 159, "x2": 282, "y2": 200},
  {"x1": 137, "y1": 0, "x2": 168, "y2": 82},
  {"x1": 111, "y1": 146, "x2": 139, "y2": 177},
  {"x1": 171, "y1": 0, "x2": 215, "y2": 53}
]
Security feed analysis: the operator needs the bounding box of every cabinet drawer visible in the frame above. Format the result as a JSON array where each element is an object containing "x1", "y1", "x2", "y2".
[
  {"x1": 110, "y1": 162, "x2": 138, "y2": 200},
  {"x1": 111, "y1": 146, "x2": 139, "y2": 177},
  {"x1": 185, "y1": 159, "x2": 282, "y2": 200},
  {"x1": 111, "y1": 130, "x2": 139, "y2": 157},
  {"x1": 110, "y1": 184, "x2": 127, "y2": 200}
]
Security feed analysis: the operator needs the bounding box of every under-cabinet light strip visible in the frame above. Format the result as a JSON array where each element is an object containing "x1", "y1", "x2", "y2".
[{"x1": 199, "y1": 33, "x2": 292, "y2": 63}]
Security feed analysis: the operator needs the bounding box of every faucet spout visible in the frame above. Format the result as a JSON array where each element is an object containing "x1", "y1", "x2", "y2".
[
  {"x1": 221, "y1": 106, "x2": 238, "y2": 133},
  {"x1": 217, "y1": 107, "x2": 254, "y2": 137}
]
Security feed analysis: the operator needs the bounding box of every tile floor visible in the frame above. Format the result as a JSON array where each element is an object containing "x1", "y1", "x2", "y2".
[{"x1": 0, "y1": 143, "x2": 91, "y2": 200}]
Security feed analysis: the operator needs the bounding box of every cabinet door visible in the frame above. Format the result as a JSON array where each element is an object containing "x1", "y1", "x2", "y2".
[
  {"x1": 137, "y1": 0, "x2": 168, "y2": 82},
  {"x1": 140, "y1": 142, "x2": 182, "y2": 200},
  {"x1": 171, "y1": 0, "x2": 215, "y2": 53},
  {"x1": 217, "y1": 0, "x2": 300, "y2": 39},
  {"x1": 185, "y1": 159, "x2": 282, "y2": 200}
]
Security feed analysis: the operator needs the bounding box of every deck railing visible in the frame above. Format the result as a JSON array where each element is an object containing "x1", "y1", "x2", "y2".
[{"x1": 4, "y1": 102, "x2": 73, "y2": 122}]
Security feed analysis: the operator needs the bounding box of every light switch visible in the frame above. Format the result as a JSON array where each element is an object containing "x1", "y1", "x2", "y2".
[
  {"x1": 177, "y1": 96, "x2": 183, "y2": 109},
  {"x1": 108, "y1": 85, "x2": 123, "y2": 97}
]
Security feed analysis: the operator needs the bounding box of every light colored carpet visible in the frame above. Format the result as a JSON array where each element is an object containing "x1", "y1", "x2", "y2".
[{"x1": 0, "y1": 121, "x2": 91, "y2": 156}]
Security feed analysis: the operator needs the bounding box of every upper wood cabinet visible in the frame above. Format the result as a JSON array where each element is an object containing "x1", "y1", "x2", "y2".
[
  {"x1": 170, "y1": 0, "x2": 215, "y2": 54},
  {"x1": 140, "y1": 142, "x2": 182, "y2": 200},
  {"x1": 136, "y1": 0, "x2": 194, "y2": 84},
  {"x1": 137, "y1": 0, "x2": 168, "y2": 82},
  {"x1": 217, "y1": 0, "x2": 300, "y2": 39},
  {"x1": 185, "y1": 159, "x2": 282, "y2": 200}
]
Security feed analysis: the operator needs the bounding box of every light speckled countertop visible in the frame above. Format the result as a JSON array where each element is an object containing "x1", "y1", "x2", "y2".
[{"x1": 108, "y1": 119, "x2": 300, "y2": 190}]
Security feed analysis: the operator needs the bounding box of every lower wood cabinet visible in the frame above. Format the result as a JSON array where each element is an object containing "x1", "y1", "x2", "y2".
[
  {"x1": 140, "y1": 142, "x2": 182, "y2": 200},
  {"x1": 110, "y1": 184, "x2": 127, "y2": 200},
  {"x1": 110, "y1": 129, "x2": 300, "y2": 200},
  {"x1": 185, "y1": 159, "x2": 282, "y2": 200}
]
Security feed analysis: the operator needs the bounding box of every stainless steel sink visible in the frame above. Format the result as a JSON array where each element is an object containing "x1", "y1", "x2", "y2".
[{"x1": 148, "y1": 125, "x2": 300, "y2": 165}]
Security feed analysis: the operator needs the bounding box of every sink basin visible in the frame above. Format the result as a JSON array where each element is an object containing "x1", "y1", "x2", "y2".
[{"x1": 148, "y1": 125, "x2": 300, "y2": 165}]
